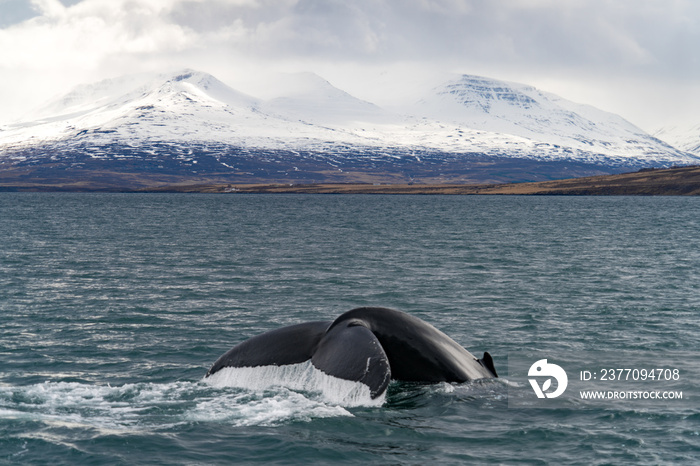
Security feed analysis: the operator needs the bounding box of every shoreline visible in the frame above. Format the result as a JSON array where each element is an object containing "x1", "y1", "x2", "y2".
[
  {"x1": 140, "y1": 166, "x2": 700, "y2": 195},
  {"x1": 1, "y1": 165, "x2": 699, "y2": 195}
]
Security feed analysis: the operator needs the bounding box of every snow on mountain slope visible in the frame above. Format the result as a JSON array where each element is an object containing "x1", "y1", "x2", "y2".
[
  {"x1": 261, "y1": 72, "x2": 395, "y2": 126},
  {"x1": 1, "y1": 70, "x2": 268, "y2": 146},
  {"x1": 412, "y1": 74, "x2": 693, "y2": 165},
  {"x1": 654, "y1": 123, "x2": 700, "y2": 156},
  {"x1": 0, "y1": 70, "x2": 403, "y2": 153},
  {"x1": 1, "y1": 69, "x2": 698, "y2": 174}
]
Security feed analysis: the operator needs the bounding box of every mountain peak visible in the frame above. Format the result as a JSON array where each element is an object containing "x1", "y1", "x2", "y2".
[
  {"x1": 147, "y1": 69, "x2": 259, "y2": 109},
  {"x1": 162, "y1": 69, "x2": 226, "y2": 90},
  {"x1": 437, "y1": 75, "x2": 539, "y2": 113},
  {"x1": 261, "y1": 71, "x2": 389, "y2": 125}
]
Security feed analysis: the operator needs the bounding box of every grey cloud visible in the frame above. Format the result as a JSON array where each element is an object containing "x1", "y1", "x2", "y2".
[
  {"x1": 163, "y1": 0, "x2": 699, "y2": 80},
  {"x1": 0, "y1": 0, "x2": 698, "y2": 128}
]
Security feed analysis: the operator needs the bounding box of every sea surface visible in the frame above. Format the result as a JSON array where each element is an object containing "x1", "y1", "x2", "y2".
[{"x1": 1, "y1": 193, "x2": 698, "y2": 465}]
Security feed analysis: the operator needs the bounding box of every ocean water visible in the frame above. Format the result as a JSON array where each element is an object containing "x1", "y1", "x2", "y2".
[{"x1": 1, "y1": 193, "x2": 698, "y2": 464}]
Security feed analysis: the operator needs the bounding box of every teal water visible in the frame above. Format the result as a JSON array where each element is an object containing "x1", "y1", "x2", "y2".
[{"x1": 1, "y1": 193, "x2": 699, "y2": 464}]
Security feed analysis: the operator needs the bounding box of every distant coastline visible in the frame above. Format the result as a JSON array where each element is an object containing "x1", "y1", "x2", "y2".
[
  {"x1": 140, "y1": 165, "x2": 700, "y2": 196},
  {"x1": 2, "y1": 165, "x2": 699, "y2": 195}
]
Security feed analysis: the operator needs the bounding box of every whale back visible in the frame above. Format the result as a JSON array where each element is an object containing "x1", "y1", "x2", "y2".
[{"x1": 328, "y1": 307, "x2": 497, "y2": 382}]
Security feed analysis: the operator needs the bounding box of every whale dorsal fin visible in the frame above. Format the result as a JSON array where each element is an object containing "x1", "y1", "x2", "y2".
[{"x1": 478, "y1": 352, "x2": 498, "y2": 377}]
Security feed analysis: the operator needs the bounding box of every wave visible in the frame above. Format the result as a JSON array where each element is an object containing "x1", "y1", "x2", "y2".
[{"x1": 0, "y1": 376, "x2": 356, "y2": 433}]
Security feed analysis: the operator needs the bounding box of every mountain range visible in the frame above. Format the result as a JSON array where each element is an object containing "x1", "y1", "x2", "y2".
[{"x1": 1, "y1": 69, "x2": 698, "y2": 190}]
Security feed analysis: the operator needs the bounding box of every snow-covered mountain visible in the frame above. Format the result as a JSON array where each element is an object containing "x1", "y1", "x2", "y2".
[
  {"x1": 2, "y1": 70, "x2": 287, "y2": 148},
  {"x1": 654, "y1": 123, "x2": 700, "y2": 156},
  {"x1": 260, "y1": 72, "x2": 394, "y2": 126},
  {"x1": 1, "y1": 69, "x2": 697, "y2": 188},
  {"x1": 0, "y1": 70, "x2": 406, "y2": 152},
  {"x1": 411, "y1": 75, "x2": 692, "y2": 165}
]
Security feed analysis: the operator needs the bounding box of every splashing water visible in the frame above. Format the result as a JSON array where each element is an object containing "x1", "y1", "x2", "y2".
[
  {"x1": 0, "y1": 376, "x2": 359, "y2": 434},
  {"x1": 204, "y1": 360, "x2": 386, "y2": 408}
]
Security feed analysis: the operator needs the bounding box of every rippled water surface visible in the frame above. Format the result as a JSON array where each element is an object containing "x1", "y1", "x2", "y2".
[{"x1": 1, "y1": 193, "x2": 699, "y2": 464}]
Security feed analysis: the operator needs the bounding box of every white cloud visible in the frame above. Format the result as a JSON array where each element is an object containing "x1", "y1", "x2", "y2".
[
  {"x1": 2, "y1": 1, "x2": 194, "y2": 69},
  {"x1": 0, "y1": 0, "x2": 698, "y2": 129},
  {"x1": 29, "y1": 0, "x2": 66, "y2": 18}
]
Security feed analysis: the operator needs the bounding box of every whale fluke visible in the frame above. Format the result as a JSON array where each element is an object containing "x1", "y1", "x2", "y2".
[{"x1": 206, "y1": 307, "x2": 497, "y2": 399}]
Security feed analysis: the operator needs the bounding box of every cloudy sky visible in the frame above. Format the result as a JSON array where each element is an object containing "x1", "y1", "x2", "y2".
[{"x1": 0, "y1": 0, "x2": 698, "y2": 131}]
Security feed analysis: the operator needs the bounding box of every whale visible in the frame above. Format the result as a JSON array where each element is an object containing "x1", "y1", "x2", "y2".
[{"x1": 205, "y1": 307, "x2": 497, "y2": 399}]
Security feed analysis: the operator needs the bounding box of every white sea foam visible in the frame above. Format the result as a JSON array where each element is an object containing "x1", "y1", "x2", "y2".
[
  {"x1": 0, "y1": 375, "x2": 360, "y2": 432},
  {"x1": 204, "y1": 360, "x2": 386, "y2": 407},
  {"x1": 184, "y1": 389, "x2": 353, "y2": 426}
]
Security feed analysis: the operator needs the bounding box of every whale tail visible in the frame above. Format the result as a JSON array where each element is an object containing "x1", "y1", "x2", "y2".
[
  {"x1": 478, "y1": 352, "x2": 498, "y2": 377},
  {"x1": 311, "y1": 320, "x2": 392, "y2": 399},
  {"x1": 206, "y1": 307, "x2": 498, "y2": 400},
  {"x1": 205, "y1": 321, "x2": 330, "y2": 377}
]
